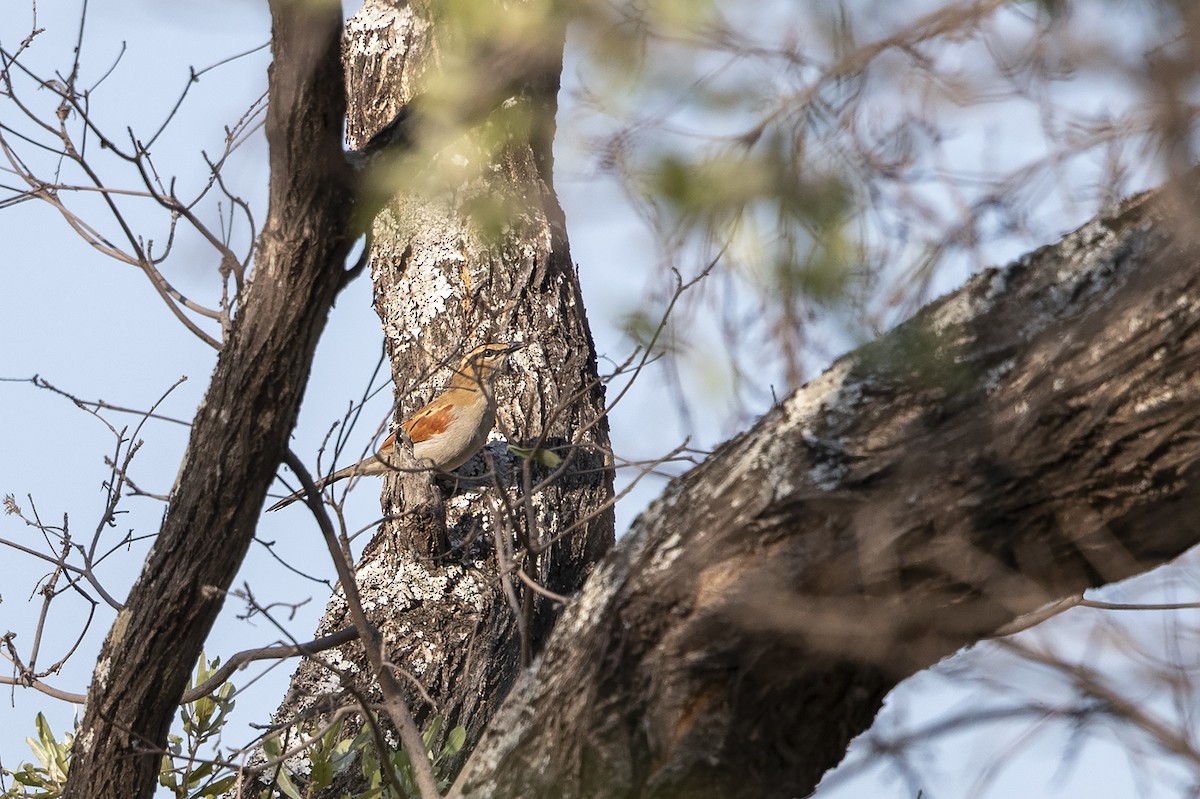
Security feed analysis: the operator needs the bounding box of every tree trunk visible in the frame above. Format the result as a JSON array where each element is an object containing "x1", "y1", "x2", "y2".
[
  {"x1": 263, "y1": 0, "x2": 614, "y2": 790},
  {"x1": 62, "y1": 4, "x2": 353, "y2": 798},
  {"x1": 450, "y1": 180, "x2": 1200, "y2": 798}
]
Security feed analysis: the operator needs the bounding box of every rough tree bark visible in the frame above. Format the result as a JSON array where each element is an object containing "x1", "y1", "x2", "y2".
[
  {"x1": 263, "y1": 0, "x2": 613, "y2": 789},
  {"x1": 61, "y1": 3, "x2": 354, "y2": 798},
  {"x1": 449, "y1": 181, "x2": 1200, "y2": 798}
]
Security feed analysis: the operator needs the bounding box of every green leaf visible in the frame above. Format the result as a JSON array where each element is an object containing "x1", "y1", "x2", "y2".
[
  {"x1": 274, "y1": 767, "x2": 303, "y2": 799},
  {"x1": 197, "y1": 774, "x2": 237, "y2": 797},
  {"x1": 24, "y1": 736, "x2": 49, "y2": 770},
  {"x1": 328, "y1": 737, "x2": 360, "y2": 779},
  {"x1": 262, "y1": 735, "x2": 282, "y2": 759},
  {"x1": 445, "y1": 726, "x2": 466, "y2": 757},
  {"x1": 159, "y1": 756, "x2": 178, "y2": 789},
  {"x1": 310, "y1": 750, "x2": 333, "y2": 789},
  {"x1": 421, "y1": 716, "x2": 442, "y2": 749},
  {"x1": 34, "y1": 714, "x2": 55, "y2": 749},
  {"x1": 508, "y1": 444, "x2": 562, "y2": 468},
  {"x1": 361, "y1": 749, "x2": 381, "y2": 789},
  {"x1": 188, "y1": 762, "x2": 214, "y2": 784}
]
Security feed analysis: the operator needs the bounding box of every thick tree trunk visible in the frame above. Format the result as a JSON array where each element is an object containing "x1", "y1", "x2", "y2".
[
  {"x1": 450, "y1": 181, "x2": 1200, "y2": 798},
  {"x1": 263, "y1": 0, "x2": 614, "y2": 790},
  {"x1": 62, "y1": 4, "x2": 354, "y2": 799}
]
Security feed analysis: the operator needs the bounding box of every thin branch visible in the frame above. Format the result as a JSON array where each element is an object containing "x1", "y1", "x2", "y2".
[
  {"x1": 283, "y1": 449, "x2": 443, "y2": 799},
  {"x1": 180, "y1": 627, "x2": 360, "y2": 703}
]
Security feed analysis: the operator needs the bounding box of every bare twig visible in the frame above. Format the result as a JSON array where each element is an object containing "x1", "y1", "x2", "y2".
[{"x1": 284, "y1": 448, "x2": 443, "y2": 799}]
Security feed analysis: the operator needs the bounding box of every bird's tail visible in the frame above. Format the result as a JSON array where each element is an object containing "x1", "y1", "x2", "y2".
[{"x1": 266, "y1": 464, "x2": 360, "y2": 512}]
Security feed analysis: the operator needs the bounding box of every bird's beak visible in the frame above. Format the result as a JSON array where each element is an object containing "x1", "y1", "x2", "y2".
[{"x1": 505, "y1": 342, "x2": 525, "y2": 354}]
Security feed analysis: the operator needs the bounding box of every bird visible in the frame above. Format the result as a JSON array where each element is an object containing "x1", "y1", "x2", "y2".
[{"x1": 268, "y1": 341, "x2": 523, "y2": 511}]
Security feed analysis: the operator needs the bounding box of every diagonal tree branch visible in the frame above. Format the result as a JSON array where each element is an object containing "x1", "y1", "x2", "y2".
[
  {"x1": 61, "y1": 1, "x2": 355, "y2": 796},
  {"x1": 451, "y1": 177, "x2": 1200, "y2": 798}
]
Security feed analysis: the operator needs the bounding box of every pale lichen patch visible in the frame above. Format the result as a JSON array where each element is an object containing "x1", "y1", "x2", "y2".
[
  {"x1": 451, "y1": 573, "x2": 486, "y2": 612},
  {"x1": 301, "y1": 646, "x2": 360, "y2": 702},
  {"x1": 784, "y1": 359, "x2": 854, "y2": 424},
  {"x1": 398, "y1": 261, "x2": 458, "y2": 329},
  {"x1": 94, "y1": 656, "x2": 110, "y2": 689},
  {"x1": 985, "y1": 358, "x2": 1016, "y2": 393},
  {"x1": 347, "y1": 0, "x2": 412, "y2": 40},
  {"x1": 808, "y1": 459, "x2": 849, "y2": 491},
  {"x1": 647, "y1": 530, "x2": 684, "y2": 575},
  {"x1": 930, "y1": 284, "x2": 991, "y2": 335},
  {"x1": 1133, "y1": 390, "x2": 1174, "y2": 414},
  {"x1": 557, "y1": 556, "x2": 621, "y2": 641}
]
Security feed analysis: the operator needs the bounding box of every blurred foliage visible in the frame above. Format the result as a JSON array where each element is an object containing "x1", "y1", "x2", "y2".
[
  {"x1": 556, "y1": 0, "x2": 1195, "y2": 415},
  {"x1": 620, "y1": 306, "x2": 678, "y2": 355}
]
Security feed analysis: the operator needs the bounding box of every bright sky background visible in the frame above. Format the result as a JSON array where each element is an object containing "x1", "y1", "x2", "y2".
[{"x1": 3, "y1": 1, "x2": 1200, "y2": 797}]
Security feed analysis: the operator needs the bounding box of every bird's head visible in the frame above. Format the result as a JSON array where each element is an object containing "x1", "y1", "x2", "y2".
[{"x1": 452, "y1": 341, "x2": 523, "y2": 389}]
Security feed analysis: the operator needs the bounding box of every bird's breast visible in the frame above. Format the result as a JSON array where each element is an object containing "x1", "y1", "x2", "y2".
[{"x1": 411, "y1": 399, "x2": 495, "y2": 471}]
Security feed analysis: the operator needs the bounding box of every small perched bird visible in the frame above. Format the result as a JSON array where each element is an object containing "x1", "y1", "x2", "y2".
[{"x1": 268, "y1": 341, "x2": 522, "y2": 511}]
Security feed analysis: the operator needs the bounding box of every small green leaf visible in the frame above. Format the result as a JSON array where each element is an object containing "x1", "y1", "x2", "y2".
[
  {"x1": 158, "y1": 756, "x2": 177, "y2": 789},
  {"x1": 188, "y1": 762, "x2": 214, "y2": 784},
  {"x1": 262, "y1": 735, "x2": 282, "y2": 759},
  {"x1": 199, "y1": 774, "x2": 238, "y2": 797},
  {"x1": 445, "y1": 726, "x2": 466, "y2": 757},
  {"x1": 361, "y1": 749, "x2": 381, "y2": 789},
  {"x1": 508, "y1": 444, "x2": 562, "y2": 468},
  {"x1": 35, "y1": 714, "x2": 55, "y2": 749},
  {"x1": 421, "y1": 716, "x2": 442, "y2": 749},
  {"x1": 275, "y1": 767, "x2": 303, "y2": 799}
]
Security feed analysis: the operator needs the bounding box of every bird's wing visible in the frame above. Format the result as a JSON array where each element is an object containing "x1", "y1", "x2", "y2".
[{"x1": 401, "y1": 401, "x2": 454, "y2": 443}]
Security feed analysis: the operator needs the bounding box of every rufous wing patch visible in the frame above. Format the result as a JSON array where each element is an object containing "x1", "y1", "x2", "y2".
[{"x1": 402, "y1": 403, "x2": 454, "y2": 443}]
